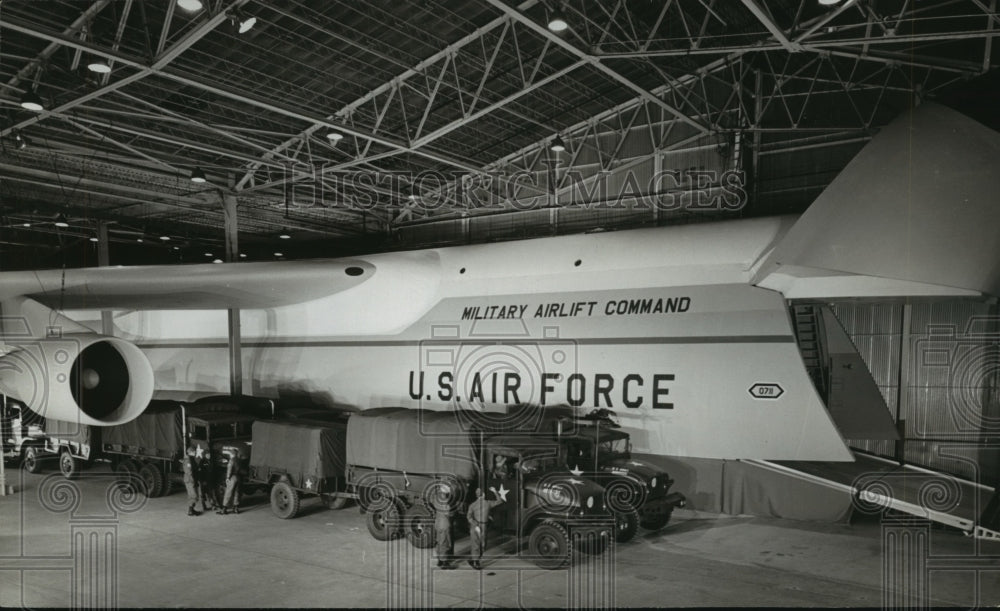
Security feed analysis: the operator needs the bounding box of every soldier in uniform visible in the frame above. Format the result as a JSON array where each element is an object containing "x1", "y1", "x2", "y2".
[
  {"x1": 218, "y1": 452, "x2": 242, "y2": 515},
  {"x1": 466, "y1": 486, "x2": 504, "y2": 570},
  {"x1": 182, "y1": 449, "x2": 201, "y2": 516},
  {"x1": 431, "y1": 483, "x2": 456, "y2": 569},
  {"x1": 197, "y1": 450, "x2": 218, "y2": 511}
]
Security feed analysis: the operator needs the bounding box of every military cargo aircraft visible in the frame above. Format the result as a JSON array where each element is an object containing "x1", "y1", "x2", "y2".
[{"x1": 1, "y1": 102, "x2": 997, "y2": 462}]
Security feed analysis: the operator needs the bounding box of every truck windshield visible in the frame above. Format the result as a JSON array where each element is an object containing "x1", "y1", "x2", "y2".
[
  {"x1": 598, "y1": 438, "x2": 629, "y2": 457},
  {"x1": 519, "y1": 456, "x2": 560, "y2": 474},
  {"x1": 212, "y1": 420, "x2": 252, "y2": 440}
]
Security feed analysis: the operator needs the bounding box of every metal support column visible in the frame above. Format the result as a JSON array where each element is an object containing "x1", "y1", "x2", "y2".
[
  {"x1": 222, "y1": 191, "x2": 242, "y2": 397},
  {"x1": 895, "y1": 304, "x2": 912, "y2": 462},
  {"x1": 0, "y1": 394, "x2": 7, "y2": 495},
  {"x1": 97, "y1": 221, "x2": 113, "y2": 335}
]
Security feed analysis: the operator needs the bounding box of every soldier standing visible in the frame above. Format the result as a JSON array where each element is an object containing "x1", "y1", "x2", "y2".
[
  {"x1": 466, "y1": 486, "x2": 504, "y2": 570},
  {"x1": 182, "y1": 449, "x2": 201, "y2": 517},
  {"x1": 218, "y1": 452, "x2": 242, "y2": 515},
  {"x1": 197, "y1": 451, "x2": 218, "y2": 511},
  {"x1": 431, "y1": 483, "x2": 455, "y2": 569}
]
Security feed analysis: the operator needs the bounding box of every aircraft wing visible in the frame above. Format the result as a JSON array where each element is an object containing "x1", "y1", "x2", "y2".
[{"x1": 0, "y1": 259, "x2": 374, "y2": 310}]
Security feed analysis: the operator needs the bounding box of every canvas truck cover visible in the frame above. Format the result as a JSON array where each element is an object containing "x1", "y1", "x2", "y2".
[
  {"x1": 44, "y1": 418, "x2": 94, "y2": 444},
  {"x1": 249, "y1": 420, "x2": 346, "y2": 480},
  {"x1": 102, "y1": 400, "x2": 184, "y2": 457},
  {"x1": 345, "y1": 408, "x2": 476, "y2": 480}
]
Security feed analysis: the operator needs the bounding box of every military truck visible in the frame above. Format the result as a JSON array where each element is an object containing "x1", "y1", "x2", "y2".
[
  {"x1": 477, "y1": 405, "x2": 686, "y2": 543},
  {"x1": 551, "y1": 410, "x2": 686, "y2": 542},
  {"x1": 39, "y1": 415, "x2": 102, "y2": 480},
  {"x1": 33, "y1": 397, "x2": 263, "y2": 499},
  {"x1": 186, "y1": 409, "x2": 257, "y2": 501},
  {"x1": 247, "y1": 419, "x2": 351, "y2": 519},
  {"x1": 101, "y1": 400, "x2": 190, "y2": 496},
  {"x1": 345, "y1": 407, "x2": 614, "y2": 569},
  {"x1": 1, "y1": 397, "x2": 47, "y2": 473}
]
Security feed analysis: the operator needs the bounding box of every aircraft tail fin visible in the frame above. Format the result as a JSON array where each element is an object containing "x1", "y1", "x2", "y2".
[{"x1": 756, "y1": 102, "x2": 1000, "y2": 298}]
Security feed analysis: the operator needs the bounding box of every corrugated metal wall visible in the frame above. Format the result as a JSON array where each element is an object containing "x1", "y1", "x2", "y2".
[
  {"x1": 831, "y1": 303, "x2": 902, "y2": 458},
  {"x1": 830, "y1": 300, "x2": 1000, "y2": 484}
]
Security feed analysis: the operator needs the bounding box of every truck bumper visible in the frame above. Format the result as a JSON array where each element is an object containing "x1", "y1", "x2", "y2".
[{"x1": 639, "y1": 492, "x2": 686, "y2": 521}]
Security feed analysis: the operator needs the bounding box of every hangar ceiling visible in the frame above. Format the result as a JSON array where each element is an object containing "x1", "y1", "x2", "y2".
[{"x1": 0, "y1": 0, "x2": 995, "y2": 269}]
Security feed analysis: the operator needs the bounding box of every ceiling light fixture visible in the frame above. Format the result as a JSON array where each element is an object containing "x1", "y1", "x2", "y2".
[
  {"x1": 818, "y1": 0, "x2": 842, "y2": 4},
  {"x1": 22, "y1": 222, "x2": 31, "y2": 227},
  {"x1": 87, "y1": 58, "x2": 111, "y2": 74},
  {"x1": 190, "y1": 167, "x2": 207, "y2": 183},
  {"x1": 547, "y1": 6, "x2": 569, "y2": 32},
  {"x1": 326, "y1": 130, "x2": 344, "y2": 141},
  {"x1": 231, "y1": 9, "x2": 257, "y2": 34},
  {"x1": 278, "y1": 229, "x2": 291, "y2": 239},
  {"x1": 20, "y1": 89, "x2": 44, "y2": 111},
  {"x1": 160, "y1": 235, "x2": 171, "y2": 241},
  {"x1": 204, "y1": 252, "x2": 213, "y2": 257},
  {"x1": 212, "y1": 259, "x2": 224, "y2": 264},
  {"x1": 239, "y1": 253, "x2": 247, "y2": 258},
  {"x1": 137, "y1": 238, "x2": 144, "y2": 243},
  {"x1": 177, "y1": 0, "x2": 203, "y2": 12},
  {"x1": 54, "y1": 214, "x2": 69, "y2": 228},
  {"x1": 550, "y1": 135, "x2": 566, "y2": 152},
  {"x1": 89, "y1": 236, "x2": 99, "y2": 243},
  {"x1": 274, "y1": 252, "x2": 284, "y2": 257}
]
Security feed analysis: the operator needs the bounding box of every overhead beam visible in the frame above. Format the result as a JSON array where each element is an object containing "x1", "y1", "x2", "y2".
[
  {"x1": 0, "y1": 12, "x2": 489, "y2": 175},
  {"x1": 484, "y1": 0, "x2": 711, "y2": 135},
  {"x1": 236, "y1": 0, "x2": 543, "y2": 191},
  {"x1": 4, "y1": 0, "x2": 110, "y2": 91},
  {"x1": 113, "y1": 91, "x2": 303, "y2": 165},
  {"x1": 59, "y1": 116, "x2": 184, "y2": 174},
  {"x1": 1, "y1": 2, "x2": 247, "y2": 138},
  {"x1": 740, "y1": 0, "x2": 802, "y2": 52}
]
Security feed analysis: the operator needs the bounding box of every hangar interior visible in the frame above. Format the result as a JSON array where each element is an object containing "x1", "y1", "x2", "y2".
[
  {"x1": 1, "y1": 0, "x2": 1000, "y2": 608},
  {"x1": 3, "y1": 0, "x2": 998, "y2": 485}
]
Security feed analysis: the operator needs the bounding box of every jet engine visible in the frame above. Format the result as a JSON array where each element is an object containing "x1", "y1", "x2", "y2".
[{"x1": 0, "y1": 334, "x2": 153, "y2": 426}]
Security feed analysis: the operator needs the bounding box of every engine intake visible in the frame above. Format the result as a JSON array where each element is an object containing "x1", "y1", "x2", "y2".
[{"x1": 0, "y1": 335, "x2": 153, "y2": 426}]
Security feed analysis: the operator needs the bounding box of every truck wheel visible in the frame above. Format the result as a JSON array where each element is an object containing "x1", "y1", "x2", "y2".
[
  {"x1": 639, "y1": 507, "x2": 673, "y2": 531},
  {"x1": 366, "y1": 502, "x2": 402, "y2": 541},
  {"x1": 528, "y1": 521, "x2": 571, "y2": 569},
  {"x1": 405, "y1": 511, "x2": 436, "y2": 549},
  {"x1": 271, "y1": 481, "x2": 300, "y2": 519},
  {"x1": 138, "y1": 463, "x2": 164, "y2": 498},
  {"x1": 117, "y1": 458, "x2": 140, "y2": 475},
  {"x1": 321, "y1": 494, "x2": 350, "y2": 510},
  {"x1": 22, "y1": 446, "x2": 43, "y2": 474},
  {"x1": 59, "y1": 450, "x2": 80, "y2": 480},
  {"x1": 613, "y1": 509, "x2": 639, "y2": 543}
]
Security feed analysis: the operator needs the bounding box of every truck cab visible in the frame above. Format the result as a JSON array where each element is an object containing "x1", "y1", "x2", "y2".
[
  {"x1": 482, "y1": 435, "x2": 614, "y2": 568},
  {"x1": 556, "y1": 417, "x2": 686, "y2": 541},
  {"x1": 187, "y1": 412, "x2": 255, "y2": 473},
  {"x1": 1, "y1": 397, "x2": 47, "y2": 473}
]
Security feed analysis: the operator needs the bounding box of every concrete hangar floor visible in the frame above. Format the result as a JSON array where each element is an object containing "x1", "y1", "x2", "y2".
[{"x1": 0, "y1": 464, "x2": 996, "y2": 609}]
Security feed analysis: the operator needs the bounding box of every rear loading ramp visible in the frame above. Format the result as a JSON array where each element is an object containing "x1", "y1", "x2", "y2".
[{"x1": 745, "y1": 453, "x2": 999, "y2": 538}]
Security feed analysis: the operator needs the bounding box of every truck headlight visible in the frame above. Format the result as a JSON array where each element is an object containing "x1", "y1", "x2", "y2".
[
  {"x1": 651, "y1": 477, "x2": 657, "y2": 489},
  {"x1": 586, "y1": 495, "x2": 594, "y2": 509}
]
